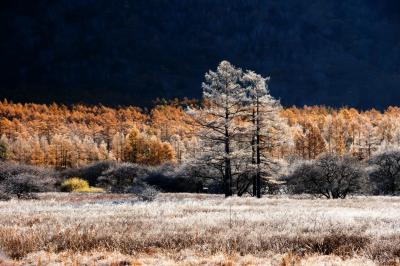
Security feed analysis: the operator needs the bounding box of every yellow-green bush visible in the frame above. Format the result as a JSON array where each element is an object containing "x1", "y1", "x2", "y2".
[
  {"x1": 61, "y1": 177, "x2": 89, "y2": 192},
  {"x1": 74, "y1": 186, "x2": 105, "y2": 193},
  {"x1": 61, "y1": 178, "x2": 104, "y2": 193}
]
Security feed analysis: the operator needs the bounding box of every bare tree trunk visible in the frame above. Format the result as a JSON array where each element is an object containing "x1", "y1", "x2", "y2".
[
  {"x1": 224, "y1": 117, "x2": 232, "y2": 197},
  {"x1": 251, "y1": 108, "x2": 257, "y2": 197},
  {"x1": 256, "y1": 99, "x2": 261, "y2": 198}
]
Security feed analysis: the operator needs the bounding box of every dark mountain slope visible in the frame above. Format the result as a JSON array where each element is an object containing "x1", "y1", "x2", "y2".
[{"x1": 1, "y1": 0, "x2": 400, "y2": 109}]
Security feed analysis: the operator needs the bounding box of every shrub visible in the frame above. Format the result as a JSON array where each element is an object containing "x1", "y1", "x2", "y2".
[
  {"x1": 61, "y1": 177, "x2": 104, "y2": 193},
  {"x1": 98, "y1": 163, "x2": 149, "y2": 193},
  {"x1": 129, "y1": 185, "x2": 159, "y2": 201},
  {"x1": 0, "y1": 192, "x2": 11, "y2": 201},
  {"x1": 285, "y1": 154, "x2": 368, "y2": 198},
  {"x1": 79, "y1": 186, "x2": 105, "y2": 193},
  {"x1": 0, "y1": 162, "x2": 56, "y2": 183},
  {"x1": 60, "y1": 161, "x2": 116, "y2": 186},
  {"x1": 145, "y1": 164, "x2": 203, "y2": 193},
  {"x1": 369, "y1": 149, "x2": 400, "y2": 195},
  {"x1": 61, "y1": 178, "x2": 90, "y2": 192},
  {"x1": 0, "y1": 162, "x2": 56, "y2": 199},
  {"x1": 74, "y1": 187, "x2": 105, "y2": 193},
  {"x1": 1, "y1": 173, "x2": 51, "y2": 199}
]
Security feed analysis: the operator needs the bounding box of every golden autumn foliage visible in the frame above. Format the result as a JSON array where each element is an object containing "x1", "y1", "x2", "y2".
[
  {"x1": 294, "y1": 121, "x2": 326, "y2": 159},
  {"x1": 123, "y1": 126, "x2": 176, "y2": 166},
  {"x1": 1, "y1": 99, "x2": 400, "y2": 167},
  {"x1": 0, "y1": 100, "x2": 175, "y2": 167},
  {"x1": 61, "y1": 177, "x2": 104, "y2": 193}
]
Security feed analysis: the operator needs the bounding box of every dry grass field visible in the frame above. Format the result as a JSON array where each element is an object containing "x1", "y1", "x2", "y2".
[{"x1": 0, "y1": 193, "x2": 399, "y2": 265}]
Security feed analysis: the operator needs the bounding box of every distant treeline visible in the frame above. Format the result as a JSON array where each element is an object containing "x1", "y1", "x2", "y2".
[{"x1": 0, "y1": 99, "x2": 400, "y2": 168}]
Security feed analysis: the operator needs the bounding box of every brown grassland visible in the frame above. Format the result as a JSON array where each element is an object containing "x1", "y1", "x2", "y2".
[{"x1": 0, "y1": 193, "x2": 399, "y2": 265}]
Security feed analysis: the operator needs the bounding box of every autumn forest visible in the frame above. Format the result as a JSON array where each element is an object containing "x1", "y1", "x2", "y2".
[{"x1": 0, "y1": 99, "x2": 398, "y2": 168}]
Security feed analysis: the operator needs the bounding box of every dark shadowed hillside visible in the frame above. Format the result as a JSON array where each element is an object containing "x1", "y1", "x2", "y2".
[{"x1": 1, "y1": 0, "x2": 400, "y2": 109}]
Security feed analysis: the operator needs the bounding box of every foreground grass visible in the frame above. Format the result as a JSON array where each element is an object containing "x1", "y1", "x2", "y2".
[{"x1": 0, "y1": 193, "x2": 399, "y2": 265}]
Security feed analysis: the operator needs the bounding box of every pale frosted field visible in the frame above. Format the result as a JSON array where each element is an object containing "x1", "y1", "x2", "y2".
[{"x1": 0, "y1": 193, "x2": 399, "y2": 265}]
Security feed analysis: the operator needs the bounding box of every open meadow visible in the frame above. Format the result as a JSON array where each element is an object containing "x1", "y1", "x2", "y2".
[{"x1": 0, "y1": 193, "x2": 399, "y2": 265}]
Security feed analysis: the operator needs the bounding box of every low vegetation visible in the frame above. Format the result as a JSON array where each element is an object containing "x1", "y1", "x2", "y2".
[
  {"x1": 60, "y1": 178, "x2": 104, "y2": 193},
  {"x1": 0, "y1": 162, "x2": 55, "y2": 199},
  {"x1": 0, "y1": 194, "x2": 399, "y2": 265},
  {"x1": 286, "y1": 154, "x2": 368, "y2": 198}
]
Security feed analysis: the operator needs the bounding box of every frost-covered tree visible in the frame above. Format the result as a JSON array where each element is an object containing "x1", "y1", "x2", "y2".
[
  {"x1": 242, "y1": 70, "x2": 284, "y2": 197},
  {"x1": 189, "y1": 61, "x2": 247, "y2": 197}
]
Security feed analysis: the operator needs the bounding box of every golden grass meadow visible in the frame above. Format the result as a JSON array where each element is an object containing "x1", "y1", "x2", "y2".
[{"x1": 0, "y1": 193, "x2": 399, "y2": 265}]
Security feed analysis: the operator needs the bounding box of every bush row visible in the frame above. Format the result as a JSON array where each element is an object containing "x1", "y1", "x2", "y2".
[
  {"x1": 285, "y1": 150, "x2": 400, "y2": 198},
  {"x1": 1, "y1": 148, "x2": 399, "y2": 200},
  {"x1": 0, "y1": 160, "x2": 203, "y2": 200}
]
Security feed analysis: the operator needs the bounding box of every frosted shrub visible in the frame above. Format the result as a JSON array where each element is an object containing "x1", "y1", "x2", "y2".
[
  {"x1": 129, "y1": 185, "x2": 158, "y2": 201},
  {"x1": 98, "y1": 163, "x2": 149, "y2": 193},
  {"x1": 369, "y1": 149, "x2": 400, "y2": 195},
  {"x1": 286, "y1": 154, "x2": 368, "y2": 198},
  {"x1": 1, "y1": 173, "x2": 49, "y2": 199},
  {"x1": 60, "y1": 161, "x2": 116, "y2": 186}
]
